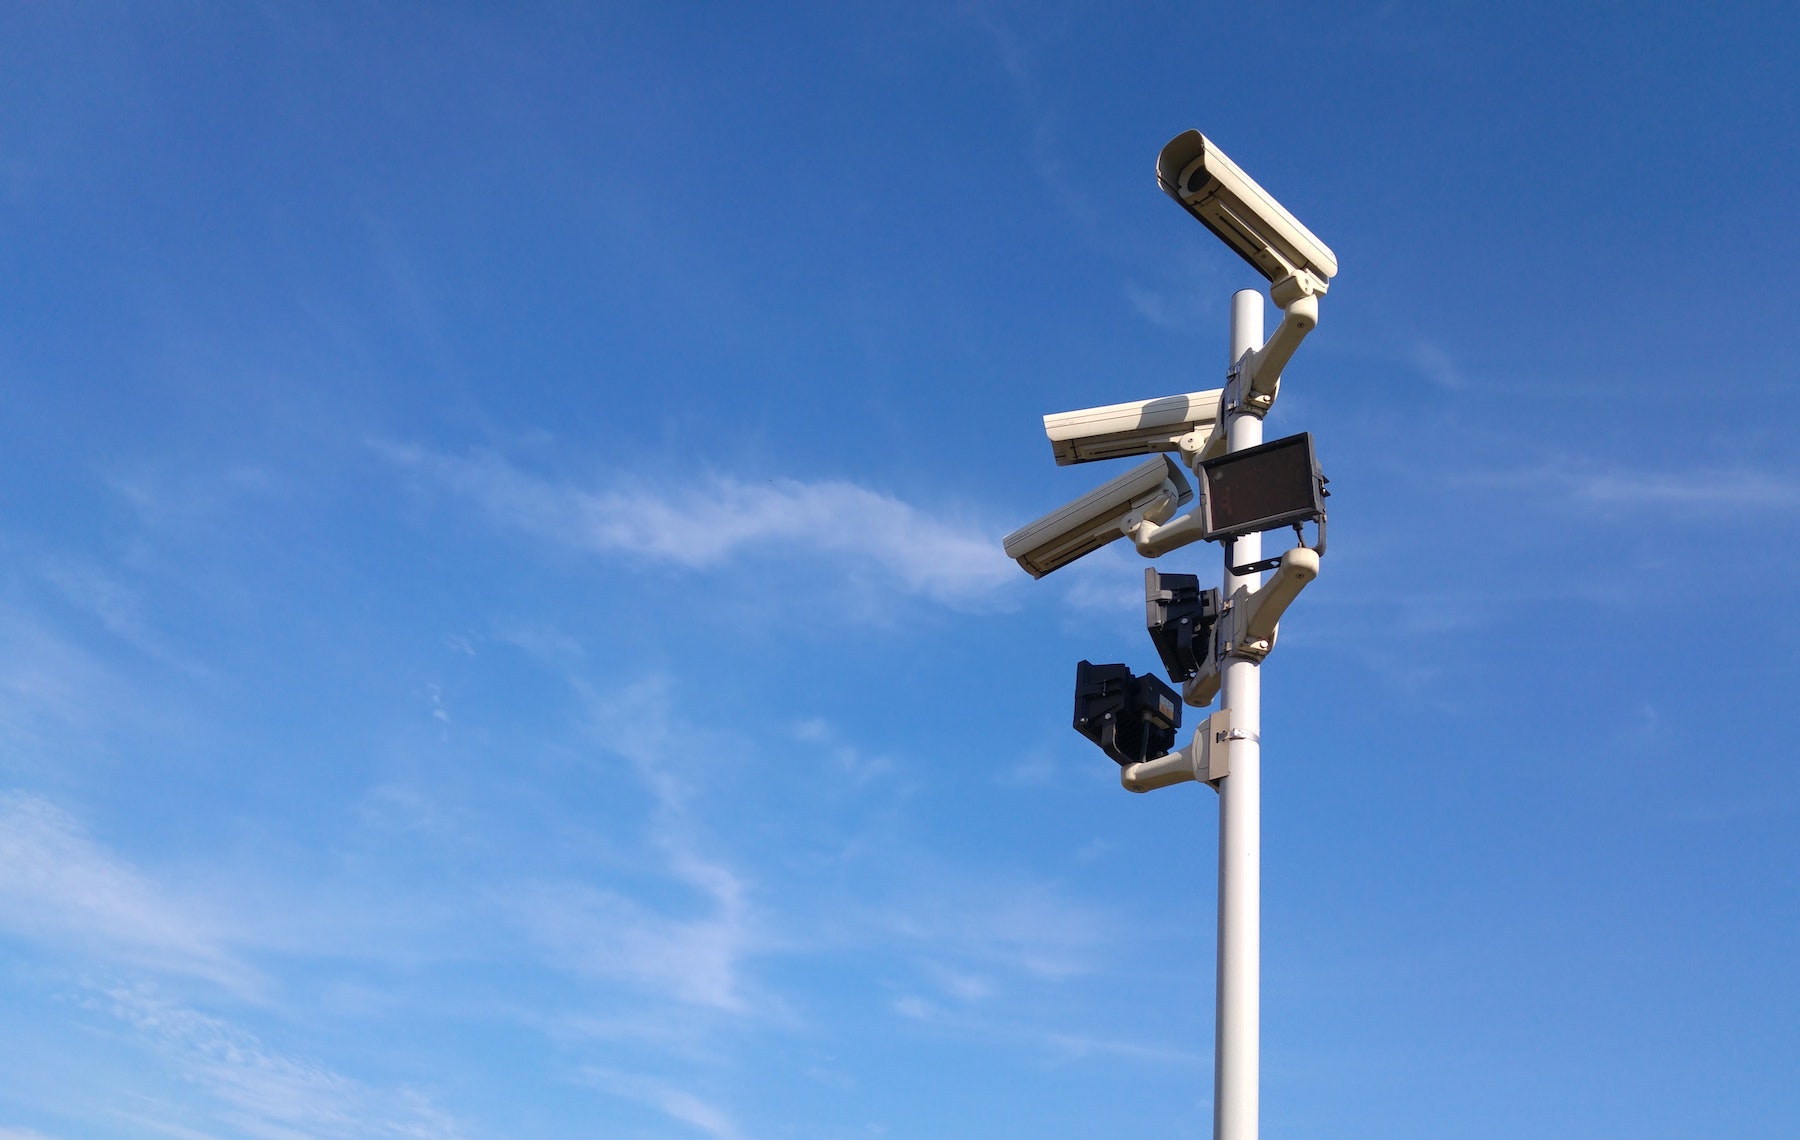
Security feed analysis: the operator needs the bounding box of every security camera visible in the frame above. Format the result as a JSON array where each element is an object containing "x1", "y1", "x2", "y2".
[
  {"x1": 1155, "y1": 130, "x2": 1337, "y2": 291},
  {"x1": 1145, "y1": 569, "x2": 1221, "y2": 682},
  {"x1": 1003, "y1": 455, "x2": 1192, "y2": 579},
  {"x1": 1043, "y1": 388, "x2": 1224, "y2": 467},
  {"x1": 1073, "y1": 660, "x2": 1181, "y2": 768},
  {"x1": 1156, "y1": 131, "x2": 1338, "y2": 413}
]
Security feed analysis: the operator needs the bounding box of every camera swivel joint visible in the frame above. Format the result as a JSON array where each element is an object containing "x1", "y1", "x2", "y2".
[{"x1": 1180, "y1": 544, "x2": 1321, "y2": 708}]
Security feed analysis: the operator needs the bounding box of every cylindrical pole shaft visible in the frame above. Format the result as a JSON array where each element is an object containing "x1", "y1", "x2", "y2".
[{"x1": 1215, "y1": 288, "x2": 1265, "y2": 1140}]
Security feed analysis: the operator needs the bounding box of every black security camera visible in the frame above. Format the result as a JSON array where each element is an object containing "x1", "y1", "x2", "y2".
[
  {"x1": 1145, "y1": 569, "x2": 1221, "y2": 683},
  {"x1": 1073, "y1": 661, "x2": 1181, "y2": 767}
]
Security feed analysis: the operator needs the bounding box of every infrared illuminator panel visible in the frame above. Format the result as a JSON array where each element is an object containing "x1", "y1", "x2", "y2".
[{"x1": 1197, "y1": 431, "x2": 1326, "y2": 543}]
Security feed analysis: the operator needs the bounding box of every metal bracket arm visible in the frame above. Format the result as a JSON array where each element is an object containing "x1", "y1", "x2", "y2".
[
  {"x1": 1219, "y1": 545, "x2": 1320, "y2": 661},
  {"x1": 1121, "y1": 707, "x2": 1243, "y2": 793},
  {"x1": 1180, "y1": 546, "x2": 1320, "y2": 706},
  {"x1": 1130, "y1": 509, "x2": 1207, "y2": 558},
  {"x1": 1127, "y1": 431, "x2": 1221, "y2": 558},
  {"x1": 1222, "y1": 272, "x2": 1326, "y2": 420},
  {"x1": 1229, "y1": 515, "x2": 1326, "y2": 576}
]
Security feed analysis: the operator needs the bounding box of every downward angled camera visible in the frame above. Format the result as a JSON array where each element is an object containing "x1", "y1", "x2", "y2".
[
  {"x1": 1043, "y1": 388, "x2": 1223, "y2": 466},
  {"x1": 1003, "y1": 455, "x2": 1192, "y2": 579},
  {"x1": 1156, "y1": 130, "x2": 1338, "y2": 290},
  {"x1": 1145, "y1": 568, "x2": 1221, "y2": 682},
  {"x1": 1072, "y1": 660, "x2": 1181, "y2": 767}
]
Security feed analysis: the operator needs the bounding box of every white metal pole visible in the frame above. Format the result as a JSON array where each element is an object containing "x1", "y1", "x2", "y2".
[{"x1": 1214, "y1": 288, "x2": 1265, "y2": 1140}]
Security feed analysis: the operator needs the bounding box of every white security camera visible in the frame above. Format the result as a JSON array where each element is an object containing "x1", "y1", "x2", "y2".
[
  {"x1": 1042, "y1": 388, "x2": 1224, "y2": 466},
  {"x1": 1157, "y1": 130, "x2": 1341, "y2": 411},
  {"x1": 1155, "y1": 130, "x2": 1337, "y2": 292},
  {"x1": 1003, "y1": 455, "x2": 1192, "y2": 579}
]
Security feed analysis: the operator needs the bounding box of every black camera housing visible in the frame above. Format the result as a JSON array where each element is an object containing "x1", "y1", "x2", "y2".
[
  {"x1": 1073, "y1": 660, "x2": 1182, "y2": 767},
  {"x1": 1145, "y1": 569, "x2": 1221, "y2": 682}
]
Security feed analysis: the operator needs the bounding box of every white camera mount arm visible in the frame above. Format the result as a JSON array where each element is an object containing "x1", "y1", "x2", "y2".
[
  {"x1": 1120, "y1": 706, "x2": 1249, "y2": 793},
  {"x1": 1126, "y1": 430, "x2": 1221, "y2": 557},
  {"x1": 1113, "y1": 483, "x2": 1183, "y2": 543},
  {"x1": 1180, "y1": 544, "x2": 1321, "y2": 707},
  {"x1": 1226, "y1": 271, "x2": 1326, "y2": 419},
  {"x1": 1227, "y1": 544, "x2": 1319, "y2": 654}
]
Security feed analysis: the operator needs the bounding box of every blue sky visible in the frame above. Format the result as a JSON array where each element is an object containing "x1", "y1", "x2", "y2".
[{"x1": 2, "y1": 4, "x2": 1797, "y2": 1138}]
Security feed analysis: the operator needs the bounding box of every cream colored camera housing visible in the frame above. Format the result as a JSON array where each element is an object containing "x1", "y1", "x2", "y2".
[{"x1": 1002, "y1": 455, "x2": 1192, "y2": 579}]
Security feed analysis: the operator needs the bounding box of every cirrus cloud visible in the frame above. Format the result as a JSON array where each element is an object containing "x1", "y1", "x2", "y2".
[{"x1": 377, "y1": 442, "x2": 1017, "y2": 605}]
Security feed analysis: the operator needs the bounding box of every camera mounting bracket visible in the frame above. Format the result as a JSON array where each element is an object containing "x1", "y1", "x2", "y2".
[
  {"x1": 1221, "y1": 272, "x2": 1327, "y2": 423},
  {"x1": 1228, "y1": 515, "x2": 1327, "y2": 577},
  {"x1": 1120, "y1": 706, "x2": 1248, "y2": 793}
]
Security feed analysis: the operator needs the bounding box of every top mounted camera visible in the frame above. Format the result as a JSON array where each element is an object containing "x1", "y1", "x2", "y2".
[{"x1": 1156, "y1": 131, "x2": 1337, "y2": 292}]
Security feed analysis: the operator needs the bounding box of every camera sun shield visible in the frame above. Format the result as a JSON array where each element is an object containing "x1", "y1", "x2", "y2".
[
  {"x1": 1073, "y1": 660, "x2": 1182, "y2": 767},
  {"x1": 1145, "y1": 569, "x2": 1221, "y2": 683}
]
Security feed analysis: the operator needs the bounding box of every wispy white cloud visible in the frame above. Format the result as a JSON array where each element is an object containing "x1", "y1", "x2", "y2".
[
  {"x1": 920, "y1": 960, "x2": 993, "y2": 1003},
  {"x1": 108, "y1": 464, "x2": 284, "y2": 533},
  {"x1": 0, "y1": 792, "x2": 465, "y2": 1138},
  {"x1": 576, "y1": 674, "x2": 726, "y2": 811},
  {"x1": 36, "y1": 558, "x2": 156, "y2": 649},
  {"x1": 1411, "y1": 341, "x2": 1468, "y2": 389},
  {"x1": 488, "y1": 620, "x2": 587, "y2": 665},
  {"x1": 874, "y1": 875, "x2": 1114, "y2": 981},
  {"x1": 572, "y1": 674, "x2": 1121, "y2": 1019},
  {"x1": 0, "y1": 792, "x2": 255, "y2": 993},
  {"x1": 1056, "y1": 544, "x2": 1149, "y2": 613},
  {"x1": 1123, "y1": 250, "x2": 1238, "y2": 332},
  {"x1": 581, "y1": 1068, "x2": 742, "y2": 1140},
  {"x1": 1042, "y1": 1031, "x2": 1207, "y2": 1067},
  {"x1": 377, "y1": 442, "x2": 1016, "y2": 605},
  {"x1": 882, "y1": 994, "x2": 1205, "y2": 1070},
  {"x1": 997, "y1": 748, "x2": 1061, "y2": 788},
  {"x1": 507, "y1": 870, "x2": 760, "y2": 1014},
  {"x1": 969, "y1": 9, "x2": 1097, "y2": 238},
  {"x1": 91, "y1": 985, "x2": 465, "y2": 1140},
  {"x1": 502, "y1": 676, "x2": 774, "y2": 1020},
  {"x1": 1465, "y1": 458, "x2": 1800, "y2": 513},
  {"x1": 0, "y1": 608, "x2": 125, "y2": 756},
  {"x1": 1566, "y1": 466, "x2": 1800, "y2": 508},
  {"x1": 791, "y1": 717, "x2": 894, "y2": 782}
]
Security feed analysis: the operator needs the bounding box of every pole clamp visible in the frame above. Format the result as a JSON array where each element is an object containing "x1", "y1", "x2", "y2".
[{"x1": 1221, "y1": 356, "x2": 1276, "y2": 419}]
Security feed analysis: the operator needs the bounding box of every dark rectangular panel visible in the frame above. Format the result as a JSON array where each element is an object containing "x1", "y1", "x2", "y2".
[{"x1": 1199, "y1": 432, "x2": 1323, "y2": 541}]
